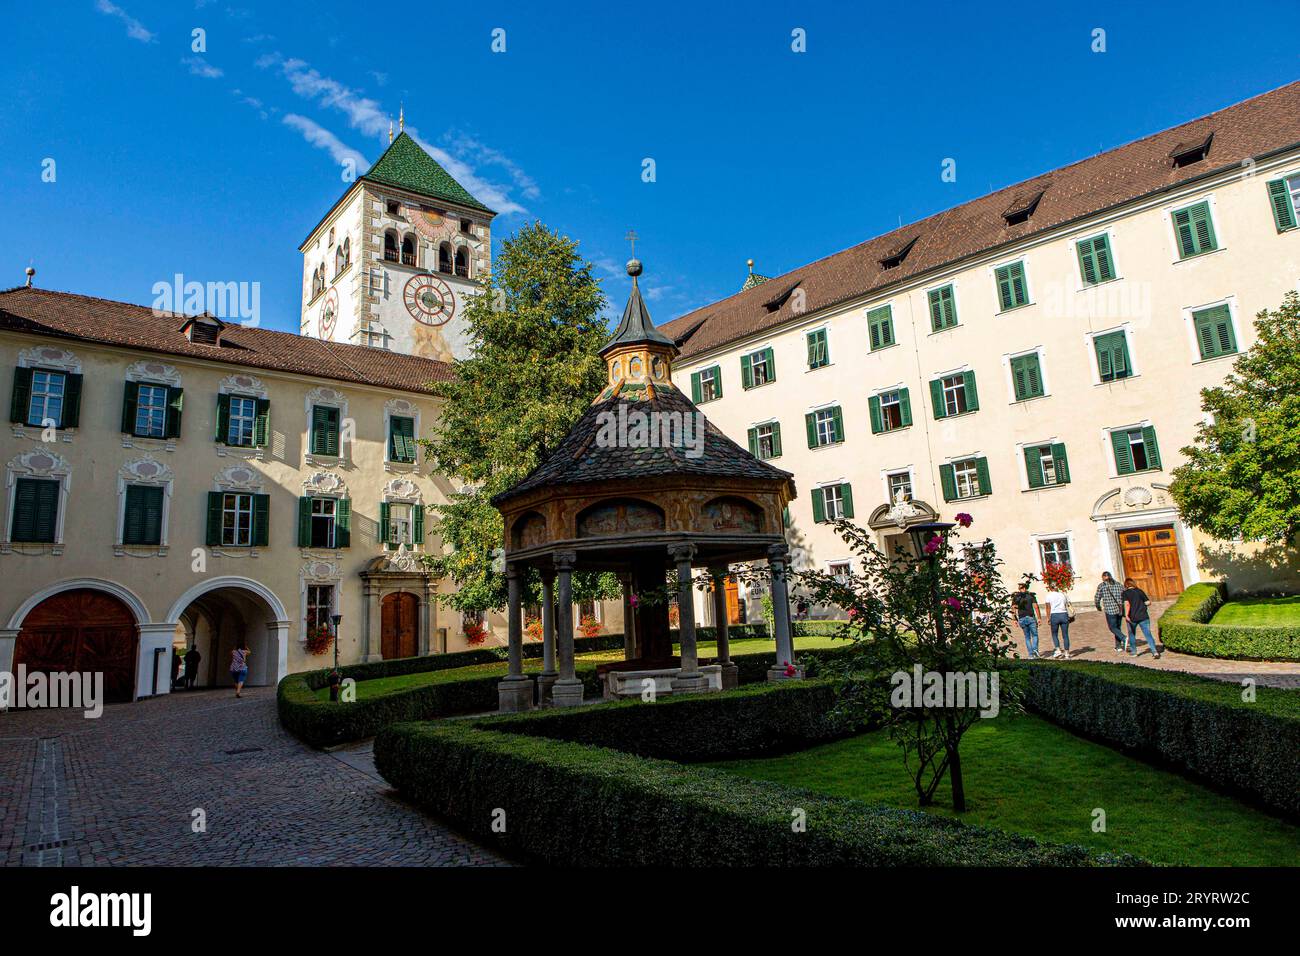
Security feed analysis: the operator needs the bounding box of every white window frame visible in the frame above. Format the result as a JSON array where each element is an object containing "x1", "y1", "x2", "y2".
[
  {"x1": 133, "y1": 382, "x2": 169, "y2": 439},
  {"x1": 227, "y1": 394, "x2": 258, "y2": 447},
  {"x1": 745, "y1": 346, "x2": 774, "y2": 388},
  {"x1": 216, "y1": 374, "x2": 269, "y2": 461},
  {"x1": 1013, "y1": 439, "x2": 1066, "y2": 492},
  {"x1": 753, "y1": 420, "x2": 779, "y2": 460},
  {"x1": 27, "y1": 368, "x2": 67, "y2": 429},
  {"x1": 14, "y1": 347, "x2": 81, "y2": 442},
  {"x1": 826, "y1": 559, "x2": 852, "y2": 581},
  {"x1": 988, "y1": 257, "x2": 1033, "y2": 314},
  {"x1": 383, "y1": 477, "x2": 425, "y2": 553},
  {"x1": 304, "y1": 386, "x2": 350, "y2": 466},
  {"x1": 1001, "y1": 346, "x2": 1050, "y2": 403},
  {"x1": 923, "y1": 281, "x2": 961, "y2": 334},
  {"x1": 1165, "y1": 193, "x2": 1224, "y2": 265},
  {"x1": 1030, "y1": 531, "x2": 1077, "y2": 579},
  {"x1": 114, "y1": 457, "x2": 174, "y2": 555},
  {"x1": 1181, "y1": 295, "x2": 1239, "y2": 365},
  {"x1": 805, "y1": 324, "x2": 832, "y2": 370},
  {"x1": 698, "y1": 365, "x2": 721, "y2": 402},
  {"x1": 951, "y1": 458, "x2": 981, "y2": 500},
  {"x1": 939, "y1": 372, "x2": 970, "y2": 417},
  {"x1": 876, "y1": 388, "x2": 906, "y2": 432},
  {"x1": 1068, "y1": 227, "x2": 1123, "y2": 291},
  {"x1": 2, "y1": 450, "x2": 72, "y2": 554},
  {"x1": 1102, "y1": 421, "x2": 1157, "y2": 478},
  {"x1": 811, "y1": 405, "x2": 839, "y2": 447},
  {"x1": 383, "y1": 397, "x2": 423, "y2": 472},
  {"x1": 819, "y1": 481, "x2": 846, "y2": 521},
  {"x1": 1085, "y1": 324, "x2": 1140, "y2": 385},
  {"x1": 882, "y1": 466, "x2": 914, "y2": 504}
]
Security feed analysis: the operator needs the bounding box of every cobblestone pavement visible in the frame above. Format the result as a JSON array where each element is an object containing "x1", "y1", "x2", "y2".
[
  {"x1": 1020, "y1": 602, "x2": 1300, "y2": 689},
  {"x1": 0, "y1": 687, "x2": 505, "y2": 867}
]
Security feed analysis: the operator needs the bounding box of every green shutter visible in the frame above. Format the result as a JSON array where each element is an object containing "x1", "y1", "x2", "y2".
[
  {"x1": 747, "y1": 426, "x2": 758, "y2": 456},
  {"x1": 711, "y1": 365, "x2": 723, "y2": 399},
  {"x1": 379, "y1": 501, "x2": 391, "y2": 548},
  {"x1": 805, "y1": 411, "x2": 817, "y2": 448},
  {"x1": 930, "y1": 378, "x2": 946, "y2": 419},
  {"x1": 206, "y1": 491, "x2": 223, "y2": 546},
  {"x1": 867, "y1": 306, "x2": 893, "y2": 351},
  {"x1": 840, "y1": 483, "x2": 854, "y2": 520},
  {"x1": 939, "y1": 464, "x2": 957, "y2": 502},
  {"x1": 1111, "y1": 430, "x2": 1134, "y2": 475},
  {"x1": 807, "y1": 330, "x2": 828, "y2": 368},
  {"x1": 1051, "y1": 443, "x2": 1070, "y2": 484},
  {"x1": 165, "y1": 386, "x2": 184, "y2": 439},
  {"x1": 811, "y1": 487, "x2": 826, "y2": 523},
  {"x1": 962, "y1": 370, "x2": 979, "y2": 411},
  {"x1": 412, "y1": 503, "x2": 424, "y2": 544},
  {"x1": 763, "y1": 347, "x2": 776, "y2": 382},
  {"x1": 1076, "y1": 237, "x2": 1099, "y2": 285},
  {"x1": 298, "y1": 496, "x2": 313, "y2": 547},
  {"x1": 830, "y1": 405, "x2": 844, "y2": 443},
  {"x1": 10, "y1": 367, "x2": 33, "y2": 424},
  {"x1": 975, "y1": 457, "x2": 991, "y2": 496},
  {"x1": 312, "y1": 406, "x2": 339, "y2": 456},
  {"x1": 254, "y1": 398, "x2": 270, "y2": 447},
  {"x1": 741, "y1": 353, "x2": 754, "y2": 389},
  {"x1": 898, "y1": 388, "x2": 912, "y2": 427},
  {"x1": 1142, "y1": 425, "x2": 1161, "y2": 470},
  {"x1": 335, "y1": 498, "x2": 351, "y2": 548},
  {"x1": 1024, "y1": 447, "x2": 1045, "y2": 489},
  {"x1": 1011, "y1": 354, "x2": 1043, "y2": 401},
  {"x1": 1193, "y1": 305, "x2": 1236, "y2": 359},
  {"x1": 1094, "y1": 331, "x2": 1129, "y2": 381},
  {"x1": 928, "y1": 285, "x2": 956, "y2": 330},
  {"x1": 12, "y1": 478, "x2": 59, "y2": 543},
  {"x1": 1077, "y1": 234, "x2": 1115, "y2": 285},
  {"x1": 124, "y1": 485, "x2": 163, "y2": 546},
  {"x1": 252, "y1": 493, "x2": 270, "y2": 547},
  {"x1": 690, "y1": 372, "x2": 702, "y2": 403},
  {"x1": 121, "y1": 381, "x2": 140, "y2": 434},
  {"x1": 1173, "y1": 201, "x2": 1216, "y2": 258},
  {"x1": 62, "y1": 373, "x2": 82, "y2": 428},
  {"x1": 868, "y1": 395, "x2": 883, "y2": 434},
  {"x1": 770, "y1": 421, "x2": 782, "y2": 457},
  {"x1": 215, "y1": 394, "x2": 231, "y2": 443},
  {"x1": 390, "y1": 416, "x2": 416, "y2": 463},
  {"x1": 1266, "y1": 179, "x2": 1297, "y2": 232},
  {"x1": 995, "y1": 262, "x2": 1027, "y2": 310}
]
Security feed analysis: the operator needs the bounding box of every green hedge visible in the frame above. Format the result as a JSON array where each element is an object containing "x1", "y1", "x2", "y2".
[
  {"x1": 1021, "y1": 659, "x2": 1300, "y2": 819},
  {"x1": 485, "y1": 678, "x2": 865, "y2": 761},
  {"x1": 792, "y1": 620, "x2": 864, "y2": 638},
  {"x1": 1157, "y1": 583, "x2": 1300, "y2": 660},
  {"x1": 374, "y1": 684, "x2": 1140, "y2": 867}
]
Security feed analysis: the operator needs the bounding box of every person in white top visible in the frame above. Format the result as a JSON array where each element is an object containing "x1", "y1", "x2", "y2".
[{"x1": 1044, "y1": 590, "x2": 1071, "y2": 659}]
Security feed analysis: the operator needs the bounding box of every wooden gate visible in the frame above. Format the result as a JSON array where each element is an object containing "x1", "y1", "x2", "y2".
[
  {"x1": 1118, "y1": 526, "x2": 1185, "y2": 600},
  {"x1": 15, "y1": 589, "x2": 139, "y2": 704},
  {"x1": 724, "y1": 577, "x2": 742, "y2": 625},
  {"x1": 381, "y1": 592, "x2": 420, "y2": 660}
]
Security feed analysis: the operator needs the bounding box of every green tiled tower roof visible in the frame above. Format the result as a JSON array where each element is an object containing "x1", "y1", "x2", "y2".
[{"x1": 362, "y1": 132, "x2": 493, "y2": 214}]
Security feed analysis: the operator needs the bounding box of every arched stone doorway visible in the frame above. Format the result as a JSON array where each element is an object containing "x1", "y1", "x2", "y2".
[
  {"x1": 15, "y1": 589, "x2": 139, "y2": 704},
  {"x1": 167, "y1": 578, "x2": 290, "y2": 687}
]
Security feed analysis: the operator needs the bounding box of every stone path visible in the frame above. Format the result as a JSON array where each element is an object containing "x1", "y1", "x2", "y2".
[
  {"x1": 0, "y1": 687, "x2": 504, "y2": 867},
  {"x1": 1021, "y1": 602, "x2": 1300, "y2": 689}
]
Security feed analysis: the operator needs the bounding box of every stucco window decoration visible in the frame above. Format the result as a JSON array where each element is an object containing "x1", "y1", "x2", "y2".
[
  {"x1": 217, "y1": 374, "x2": 274, "y2": 460},
  {"x1": 383, "y1": 398, "x2": 422, "y2": 472},
  {"x1": 12, "y1": 346, "x2": 82, "y2": 443},
  {"x1": 115, "y1": 456, "x2": 174, "y2": 557},
  {"x1": 305, "y1": 386, "x2": 350, "y2": 466},
  {"x1": 302, "y1": 471, "x2": 349, "y2": 498},
  {"x1": 3, "y1": 449, "x2": 73, "y2": 553}
]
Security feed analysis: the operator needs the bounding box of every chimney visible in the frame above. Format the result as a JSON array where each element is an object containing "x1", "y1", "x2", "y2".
[{"x1": 24, "y1": 266, "x2": 35, "y2": 288}]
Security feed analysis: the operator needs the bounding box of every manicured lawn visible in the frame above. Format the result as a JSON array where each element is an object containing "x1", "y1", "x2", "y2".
[
  {"x1": 1211, "y1": 595, "x2": 1300, "y2": 628},
  {"x1": 706, "y1": 711, "x2": 1300, "y2": 866},
  {"x1": 313, "y1": 635, "x2": 847, "y2": 701}
]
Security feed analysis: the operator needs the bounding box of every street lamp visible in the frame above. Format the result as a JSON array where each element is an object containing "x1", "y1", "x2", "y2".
[
  {"x1": 329, "y1": 612, "x2": 343, "y2": 701},
  {"x1": 906, "y1": 521, "x2": 956, "y2": 559}
]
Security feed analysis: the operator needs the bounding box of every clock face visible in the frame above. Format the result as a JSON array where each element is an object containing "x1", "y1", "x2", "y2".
[
  {"x1": 319, "y1": 289, "x2": 338, "y2": 338},
  {"x1": 403, "y1": 274, "x2": 455, "y2": 327}
]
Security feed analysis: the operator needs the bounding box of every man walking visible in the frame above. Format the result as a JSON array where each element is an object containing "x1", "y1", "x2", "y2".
[
  {"x1": 1011, "y1": 581, "x2": 1041, "y2": 659},
  {"x1": 183, "y1": 645, "x2": 202, "y2": 689},
  {"x1": 1094, "y1": 571, "x2": 1127, "y2": 653}
]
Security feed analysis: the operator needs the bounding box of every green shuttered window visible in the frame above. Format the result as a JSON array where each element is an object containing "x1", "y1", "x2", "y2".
[
  {"x1": 867, "y1": 306, "x2": 894, "y2": 351},
  {"x1": 994, "y1": 261, "x2": 1029, "y2": 311},
  {"x1": 11, "y1": 477, "x2": 60, "y2": 543},
  {"x1": 11, "y1": 368, "x2": 81, "y2": 429},
  {"x1": 938, "y1": 457, "x2": 991, "y2": 502},
  {"x1": 389, "y1": 415, "x2": 417, "y2": 463},
  {"x1": 1094, "y1": 331, "x2": 1131, "y2": 382},
  {"x1": 690, "y1": 365, "x2": 722, "y2": 403},
  {"x1": 1191, "y1": 304, "x2": 1237, "y2": 360},
  {"x1": 1111, "y1": 426, "x2": 1162, "y2": 475},
  {"x1": 928, "y1": 285, "x2": 958, "y2": 331},
  {"x1": 310, "y1": 405, "x2": 341, "y2": 456},
  {"x1": 805, "y1": 406, "x2": 844, "y2": 447},
  {"x1": 123, "y1": 485, "x2": 164, "y2": 546},
  {"x1": 1010, "y1": 353, "x2": 1044, "y2": 401},
  {"x1": 1266, "y1": 178, "x2": 1298, "y2": 232},
  {"x1": 746, "y1": 421, "x2": 782, "y2": 460},
  {"x1": 806, "y1": 329, "x2": 829, "y2": 369},
  {"x1": 741, "y1": 348, "x2": 775, "y2": 389},
  {"x1": 1172, "y1": 201, "x2": 1218, "y2": 259},
  {"x1": 868, "y1": 388, "x2": 912, "y2": 434},
  {"x1": 811, "y1": 483, "x2": 853, "y2": 523},
  {"x1": 1024, "y1": 443, "x2": 1071, "y2": 489},
  {"x1": 1076, "y1": 234, "x2": 1116, "y2": 285}
]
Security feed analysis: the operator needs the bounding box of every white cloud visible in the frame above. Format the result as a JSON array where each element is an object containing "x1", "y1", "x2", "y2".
[
  {"x1": 282, "y1": 114, "x2": 369, "y2": 171},
  {"x1": 182, "y1": 56, "x2": 224, "y2": 79},
  {"x1": 95, "y1": 0, "x2": 155, "y2": 43},
  {"x1": 445, "y1": 131, "x2": 540, "y2": 200}
]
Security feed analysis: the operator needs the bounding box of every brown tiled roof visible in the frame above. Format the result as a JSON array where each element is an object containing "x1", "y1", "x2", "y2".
[
  {"x1": 0, "y1": 287, "x2": 454, "y2": 394},
  {"x1": 660, "y1": 81, "x2": 1300, "y2": 359}
]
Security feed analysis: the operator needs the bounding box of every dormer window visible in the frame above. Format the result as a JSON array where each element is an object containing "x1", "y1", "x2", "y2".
[
  {"x1": 1170, "y1": 133, "x2": 1213, "y2": 168},
  {"x1": 1002, "y1": 188, "x2": 1045, "y2": 226},
  {"x1": 879, "y1": 236, "x2": 919, "y2": 269},
  {"x1": 763, "y1": 283, "x2": 799, "y2": 313},
  {"x1": 183, "y1": 317, "x2": 224, "y2": 346}
]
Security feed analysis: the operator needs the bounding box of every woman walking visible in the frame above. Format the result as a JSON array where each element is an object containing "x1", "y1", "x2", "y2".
[
  {"x1": 1044, "y1": 588, "x2": 1071, "y2": 659},
  {"x1": 230, "y1": 640, "x2": 251, "y2": 697},
  {"x1": 1122, "y1": 578, "x2": 1161, "y2": 659}
]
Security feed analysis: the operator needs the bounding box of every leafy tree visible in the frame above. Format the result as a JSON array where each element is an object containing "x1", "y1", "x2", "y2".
[
  {"x1": 1170, "y1": 292, "x2": 1300, "y2": 545},
  {"x1": 419, "y1": 221, "x2": 621, "y2": 612},
  {"x1": 790, "y1": 516, "x2": 1017, "y2": 811}
]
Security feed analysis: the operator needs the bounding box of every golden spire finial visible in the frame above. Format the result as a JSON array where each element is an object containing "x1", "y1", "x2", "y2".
[
  {"x1": 399, "y1": 103, "x2": 404, "y2": 132},
  {"x1": 747, "y1": 258, "x2": 755, "y2": 275},
  {"x1": 388, "y1": 116, "x2": 393, "y2": 144}
]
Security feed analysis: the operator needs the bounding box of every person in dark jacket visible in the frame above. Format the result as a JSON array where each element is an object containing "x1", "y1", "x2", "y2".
[
  {"x1": 1010, "y1": 581, "x2": 1042, "y2": 659},
  {"x1": 1122, "y1": 578, "x2": 1160, "y2": 658},
  {"x1": 183, "y1": 646, "x2": 202, "y2": 689},
  {"x1": 1094, "y1": 572, "x2": 1127, "y2": 653}
]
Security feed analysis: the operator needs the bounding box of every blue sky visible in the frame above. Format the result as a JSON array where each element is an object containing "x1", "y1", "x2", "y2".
[{"x1": 0, "y1": 0, "x2": 1296, "y2": 332}]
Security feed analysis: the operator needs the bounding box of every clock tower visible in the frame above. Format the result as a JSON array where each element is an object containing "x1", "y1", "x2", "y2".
[{"x1": 298, "y1": 127, "x2": 495, "y2": 362}]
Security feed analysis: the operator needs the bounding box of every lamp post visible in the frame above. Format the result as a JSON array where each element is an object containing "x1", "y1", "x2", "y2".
[
  {"x1": 329, "y1": 612, "x2": 343, "y2": 701},
  {"x1": 906, "y1": 520, "x2": 957, "y2": 648}
]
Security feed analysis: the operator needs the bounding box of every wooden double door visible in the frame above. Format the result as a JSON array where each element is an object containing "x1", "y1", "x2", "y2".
[
  {"x1": 1118, "y1": 525, "x2": 1185, "y2": 600},
  {"x1": 380, "y1": 592, "x2": 420, "y2": 660},
  {"x1": 15, "y1": 589, "x2": 138, "y2": 704}
]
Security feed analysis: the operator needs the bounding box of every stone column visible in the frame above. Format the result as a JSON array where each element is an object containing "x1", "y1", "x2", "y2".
[
  {"x1": 620, "y1": 571, "x2": 637, "y2": 660},
  {"x1": 135, "y1": 623, "x2": 180, "y2": 698},
  {"x1": 710, "y1": 567, "x2": 738, "y2": 689},
  {"x1": 551, "y1": 551, "x2": 584, "y2": 707},
  {"x1": 766, "y1": 543, "x2": 804, "y2": 681},
  {"x1": 670, "y1": 544, "x2": 709, "y2": 693},
  {"x1": 0, "y1": 628, "x2": 18, "y2": 710},
  {"x1": 497, "y1": 563, "x2": 534, "y2": 712},
  {"x1": 363, "y1": 581, "x2": 383, "y2": 661},
  {"x1": 537, "y1": 569, "x2": 558, "y2": 706}
]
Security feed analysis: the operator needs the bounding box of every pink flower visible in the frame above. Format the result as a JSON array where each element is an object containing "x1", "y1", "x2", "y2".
[
  {"x1": 924, "y1": 536, "x2": 942, "y2": 555},
  {"x1": 955, "y1": 513, "x2": 973, "y2": 528},
  {"x1": 784, "y1": 661, "x2": 797, "y2": 677},
  {"x1": 629, "y1": 594, "x2": 639, "y2": 608},
  {"x1": 944, "y1": 597, "x2": 964, "y2": 611}
]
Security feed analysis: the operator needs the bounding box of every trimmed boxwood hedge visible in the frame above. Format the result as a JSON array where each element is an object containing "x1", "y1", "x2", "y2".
[
  {"x1": 1157, "y1": 583, "x2": 1300, "y2": 661},
  {"x1": 373, "y1": 682, "x2": 1142, "y2": 867},
  {"x1": 1021, "y1": 659, "x2": 1300, "y2": 819}
]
